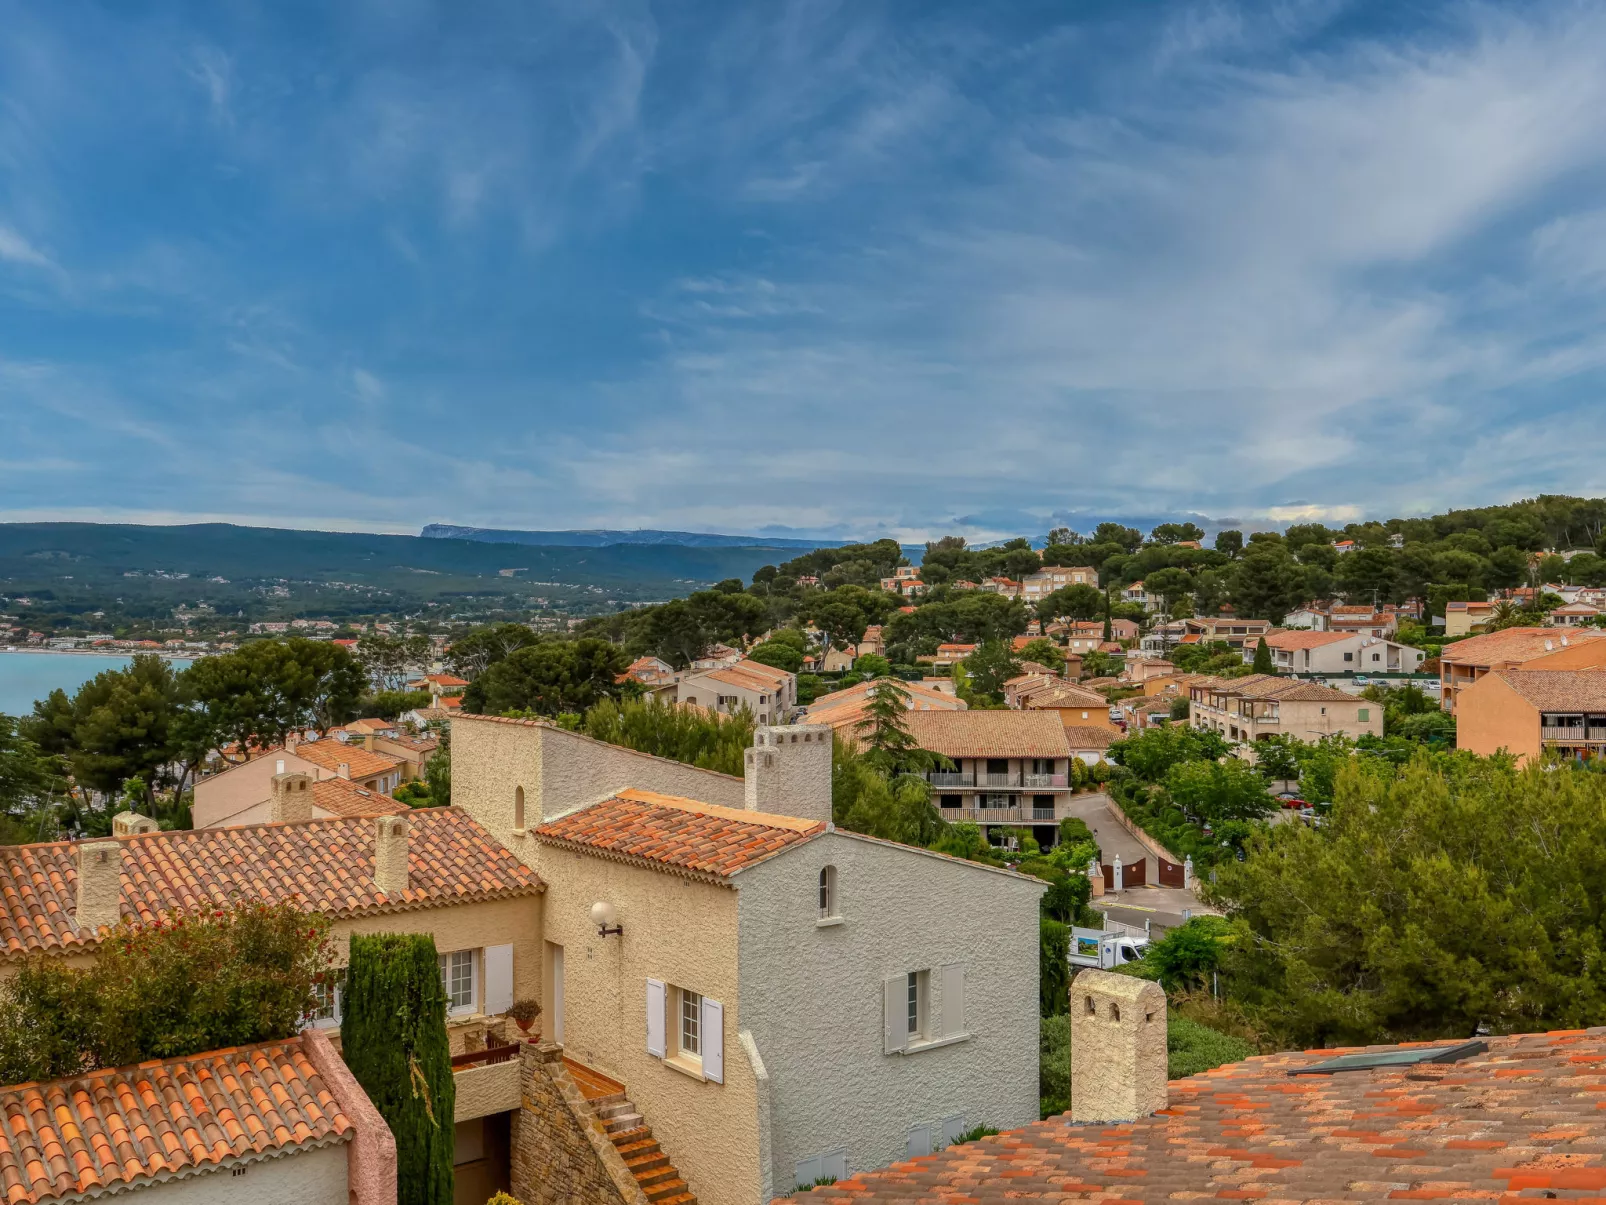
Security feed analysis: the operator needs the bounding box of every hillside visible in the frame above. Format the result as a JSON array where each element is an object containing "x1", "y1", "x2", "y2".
[
  {"x1": 0, "y1": 523, "x2": 805, "y2": 623},
  {"x1": 421, "y1": 523, "x2": 839, "y2": 550}
]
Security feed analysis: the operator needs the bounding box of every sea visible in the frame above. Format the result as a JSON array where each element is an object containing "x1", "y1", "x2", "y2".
[{"x1": 0, "y1": 651, "x2": 195, "y2": 719}]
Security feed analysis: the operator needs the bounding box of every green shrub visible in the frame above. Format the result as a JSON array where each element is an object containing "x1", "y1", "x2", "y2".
[
  {"x1": 1167, "y1": 1016, "x2": 1255, "y2": 1079},
  {"x1": 0, "y1": 900, "x2": 332, "y2": 1085},
  {"x1": 342, "y1": 933, "x2": 456, "y2": 1205},
  {"x1": 1040, "y1": 1014, "x2": 1070, "y2": 1118},
  {"x1": 948, "y1": 1124, "x2": 999, "y2": 1146}
]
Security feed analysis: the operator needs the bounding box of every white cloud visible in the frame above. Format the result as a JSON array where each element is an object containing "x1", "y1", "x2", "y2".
[{"x1": 0, "y1": 225, "x2": 54, "y2": 270}]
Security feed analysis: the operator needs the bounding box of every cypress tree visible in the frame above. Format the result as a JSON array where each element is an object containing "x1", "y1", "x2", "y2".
[
  {"x1": 341, "y1": 934, "x2": 456, "y2": 1205},
  {"x1": 1251, "y1": 637, "x2": 1276, "y2": 675}
]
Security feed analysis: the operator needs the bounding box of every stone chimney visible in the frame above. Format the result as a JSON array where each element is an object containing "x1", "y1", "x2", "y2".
[
  {"x1": 271, "y1": 771, "x2": 315, "y2": 824},
  {"x1": 363, "y1": 732, "x2": 376, "y2": 752},
  {"x1": 112, "y1": 811, "x2": 157, "y2": 837},
  {"x1": 1070, "y1": 969, "x2": 1168, "y2": 1122},
  {"x1": 744, "y1": 724, "x2": 833, "y2": 824},
  {"x1": 373, "y1": 815, "x2": 409, "y2": 896},
  {"x1": 337, "y1": 761, "x2": 351, "y2": 780},
  {"x1": 286, "y1": 733, "x2": 300, "y2": 753},
  {"x1": 75, "y1": 840, "x2": 125, "y2": 934}
]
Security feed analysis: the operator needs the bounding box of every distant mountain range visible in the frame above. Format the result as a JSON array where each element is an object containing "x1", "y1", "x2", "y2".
[{"x1": 421, "y1": 524, "x2": 844, "y2": 551}]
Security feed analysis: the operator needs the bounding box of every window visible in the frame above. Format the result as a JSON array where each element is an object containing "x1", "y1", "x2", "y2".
[
  {"x1": 439, "y1": 950, "x2": 475, "y2": 1013},
  {"x1": 1357, "y1": 708, "x2": 1370, "y2": 721},
  {"x1": 818, "y1": 865, "x2": 838, "y2": 919},
  {"x1": 1343, "y1": 652, "x2": 1354, "y2": 662},
  {"x1": 906, "y1": 971, "x2": 925, "y2": 1038},
  {"x1": 1372, "y1": 653, "x2": 1381, "y2": 662},
  {"x1": 680, "y1": 989, "x2": 702, "y2": 1056},
  {"x1": 310, "y1": 968, "x2": 347, "y2": 1027},
  {"x1": 513, "y1": 785, "x2": 525, "y2": 830}
]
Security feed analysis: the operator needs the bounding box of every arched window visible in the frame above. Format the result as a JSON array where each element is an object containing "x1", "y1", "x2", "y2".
[
  {"x1": 514, "y1": 786, "x2": 525, "y2": 831},
  {"x1": 818, "y1": 865, "x2": 838, "y2": 919}
]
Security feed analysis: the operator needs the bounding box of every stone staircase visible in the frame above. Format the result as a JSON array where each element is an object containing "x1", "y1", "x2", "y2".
[{"x1": 564, "y1": 1059, "x2": 697, "y2": 1205}]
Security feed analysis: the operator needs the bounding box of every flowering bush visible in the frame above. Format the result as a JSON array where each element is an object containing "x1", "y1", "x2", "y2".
[{"x1": 0, "y1": 899, "x2": 332, "y2": 1084}]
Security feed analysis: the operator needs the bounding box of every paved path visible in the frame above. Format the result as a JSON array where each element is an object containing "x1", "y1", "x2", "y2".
[{"x1": 1064, "y1": 792, "x2": 1213, "y2": 934}]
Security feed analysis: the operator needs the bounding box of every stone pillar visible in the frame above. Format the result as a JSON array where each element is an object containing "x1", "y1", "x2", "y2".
[
  {"x1": 1183, "y1": 855, "x2": 1194, "y2": 892},
  {"x1": 1088, "y1": 857, "x2": 1104, "y2": 899},
  {"x1": 1112, "y1": 854, "x2": 1123, "y2": 892}
]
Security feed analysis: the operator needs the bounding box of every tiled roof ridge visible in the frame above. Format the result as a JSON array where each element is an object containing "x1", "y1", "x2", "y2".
[
  {"x1": 6, "y1": 807, "x2": 442, "y2": 856},
  {"x1": 612, "y1": 788, "x2": 823, "y2": 834},
  {"x1": 454, "y1": 713, "x2": 744, "y2": 782}
]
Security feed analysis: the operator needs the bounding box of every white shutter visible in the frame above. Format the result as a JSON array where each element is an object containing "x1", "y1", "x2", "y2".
[
  {"x1": 942, "y1": 1115, "x2": 965, "y2": 1146},
  {"x1": 941, "y1": 963, "x2": 965, "y2": 1038},
  {"x1": 646, "y1": 979, "x2": 666, "y2": 1058},
  {"x1": 794, "y1": 1157, "x2": 822, "y2": 1189},
  {"x1": 883, "y1": 975, "x2": 905, "y2": 1054},
  {"x1": 906, "y1": 1126, "x2": 932, "y2": 1158},
  {"x1": 823, "y1": 1151, "x2": 848, "y2": 1181},
  {"x1": 483, "y1": 944, "x2": 514, "y2": 1015},
  {"x1": 702, "y1": 998, "x2": 724, "y2": 1083}
]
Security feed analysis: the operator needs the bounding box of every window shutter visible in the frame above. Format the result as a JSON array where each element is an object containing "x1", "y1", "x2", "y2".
[
  {"x1": 702, "y1": 997, "x2": 724, "y2": 1083},
  {"x1": 483, "y1": 944, "x2": 514, "y2": 1015},
  {"x1": 883, "y1": 975, "x2": 905, "y2": 1054},
  {"x1": 906, "y1": 1126, "x2": 932, "y2": 1157},
  {"x1": 794, "y1": 1157, "x2": 822, "y2": 1189},
  {"x1": 941, "y1": 963, "x2": 965, "y2": 1038},
  {"x1": 646, "y1": 979, "x2": 666, "y2": 1058}
]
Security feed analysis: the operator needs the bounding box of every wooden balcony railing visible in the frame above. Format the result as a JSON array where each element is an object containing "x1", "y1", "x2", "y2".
[{"x1": 450, "y1": 1042, "x2": 521, "y2": 1070}]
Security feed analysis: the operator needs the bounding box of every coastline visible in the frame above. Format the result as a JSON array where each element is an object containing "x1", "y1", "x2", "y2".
[{"x1": 1, "y1": 646, "x2": 207, "y2": 660}]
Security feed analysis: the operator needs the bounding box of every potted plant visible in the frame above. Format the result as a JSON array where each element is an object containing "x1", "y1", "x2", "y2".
[{"x1": 507, "y1": 998, "x2": 542, "y2": 1038}]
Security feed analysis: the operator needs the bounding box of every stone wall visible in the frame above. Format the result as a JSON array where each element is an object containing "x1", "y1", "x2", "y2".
[{"x1": 510, "y1": 1043, "x2": 647, "y2": 1205}]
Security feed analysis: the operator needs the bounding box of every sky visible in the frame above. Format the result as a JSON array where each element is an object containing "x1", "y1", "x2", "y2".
[{"x1": 3, "y1": 0, "x2": 1606, "y2": 545}]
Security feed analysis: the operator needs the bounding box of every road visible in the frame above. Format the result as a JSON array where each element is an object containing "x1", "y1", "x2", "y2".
[{"x1": 1063, "y1": 792, "x2": 1213, "y2": 934}]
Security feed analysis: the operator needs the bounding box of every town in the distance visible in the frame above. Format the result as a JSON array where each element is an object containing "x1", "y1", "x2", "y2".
[{"x1": 2, "y1": 495, "x2": 1605, "y2": 1204}]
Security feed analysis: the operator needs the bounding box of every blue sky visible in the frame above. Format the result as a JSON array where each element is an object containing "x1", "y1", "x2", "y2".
[{"x1": 3, "y1": 0, "x2": 1606, "y2": 544}]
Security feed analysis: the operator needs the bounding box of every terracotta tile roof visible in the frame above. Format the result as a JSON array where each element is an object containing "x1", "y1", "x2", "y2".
[
  {"x1": 794, "y1": 1029, "x2": 1606, "y2": 1204},
  {"x1": 903, "y1": 710, "x2": 1073, "y2": 759},
  {"x1": 936, "y1": 643, "x2": 977, "y2": 655},
  {"x1": 292, "y1": 740, "x2": 404, "y2": 780},
  {"x1": 692, "y1": 660, "x2": 794, "y2": 692},
  {"x1": 1265, "y1": 629, "x2": 1358, "y2": 650},
  {"x1": 0, "y1": 1037, "x2": 351, "y2": 1204},
  {"x1": 310, "y1": 778, "x2": 410, "y2": 819},
  {"x1": 1492, "y1": 668, "x2": 1606, "y2": 711},
  {"x1": 1019, "y1": 682, "x2": 1107, "y2": 710},
  {"x1": 531, "y1": 788, "x2": 823, "y2": 880},
  {"x1": 1062, "y1": 725, "x2": 1116, "y2": 750},
  {"x1": 0, "y1": 809, "x2": 541, "y2": 960},
  {"x1": 1440, "y1": 626, "x2": 1606, "y2": 666},
  {"x1": 806, "y1": 680, "x2": 966, "y2": 732}
]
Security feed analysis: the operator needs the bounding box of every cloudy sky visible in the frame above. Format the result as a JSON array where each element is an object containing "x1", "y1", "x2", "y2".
[{"x1": 2, "y1": 0, "x2": 1605, "y2": 544}]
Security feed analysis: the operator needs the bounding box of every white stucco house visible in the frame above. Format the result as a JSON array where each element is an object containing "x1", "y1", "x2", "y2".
[{"x1": 452, "y1": 715, "x2": 1044, "y2": 1205}]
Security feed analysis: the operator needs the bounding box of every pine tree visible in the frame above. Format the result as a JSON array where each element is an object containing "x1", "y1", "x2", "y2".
[
  {"x1": 341, "y1": 934, "x2": 456, "y2": 1205},
  {"x1": 1251, "y1": 638, "x2": 1275, "y2": 675},
  {"x1": 854, "y1": 678, "x2": 934, "y2": 775}
]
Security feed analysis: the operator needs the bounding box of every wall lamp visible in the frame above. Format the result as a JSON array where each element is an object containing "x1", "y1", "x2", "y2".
[{"x1": 591, "y1": 900, "x2": 624, "y2": 938}]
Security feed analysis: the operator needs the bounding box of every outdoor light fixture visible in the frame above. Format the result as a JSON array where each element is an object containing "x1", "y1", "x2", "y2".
[{"x1": 591, "y1": 900, "x2": 623, "y2": 938}]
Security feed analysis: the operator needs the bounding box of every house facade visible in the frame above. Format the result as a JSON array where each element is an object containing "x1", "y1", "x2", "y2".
[
  {"x1": 1456, "y1": 669, "x2": 1606, "y2": 763},
  {"x1": 1022, "y1": 566, "x2": 1097, "y2": 600},
  {"x1": 194, "y1": 737, "x2": 409, "y2": 829},
  {"x1": 1262, "y1": 630, "x2": 1426, "y2": 675},
  {"x1": 903, "y1": 710, "x2": 1078, "y2": 847},
  {"x1": 676, "y1": 659, "x2": 797, "y2": 724},
  {"x1": 1188, "y1": 675, "x2": 1382, "y2": 743},
  {"x1": 450, "y1": 716, "x2": 1042, "y2": 1205}
]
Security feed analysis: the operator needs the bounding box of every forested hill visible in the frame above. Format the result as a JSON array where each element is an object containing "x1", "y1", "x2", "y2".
[{"x1": 0, "y1": 522, "x2": 803, "y2": 612}]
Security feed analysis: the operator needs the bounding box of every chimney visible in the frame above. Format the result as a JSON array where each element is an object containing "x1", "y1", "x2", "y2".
[
  {"x1": 337, "y1": 761, "x2": 351, "y2": 780},
  {"x1": 744, "y1": 724, "x2": 833, "y2": 824},
  {"x1": 363, "y1": 732, "x2": 376, "y2": 752},
  {"x1": 286, "y1": 733, "x2": 300, "y2": 752},
  {"x1": 75, "y1": 840, "x2": 125, "y2": 934},
  {"x1": 111, "y1": 811, "x2": 157, "y2": 837},
  {"x1": 1070, "y1": 969, "x2": 1168, "y2": 1122},
  {"x1": 271, "y1": 771, "x2": 315, "y2": 823},
  {"x1": 373, "y1": 815, "x2": 410, "y2": 896}
]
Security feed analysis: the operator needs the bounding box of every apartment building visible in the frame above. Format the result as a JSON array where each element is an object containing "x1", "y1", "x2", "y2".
[
  {"x1": 676, "y1": 658, "x2": 797, "y2": 723},
  {"x1": 1182, "y1": 616, "x2": 1273, "y2": 650},
  {"x1": 1014, "y1": 680, "x2": 1118, "y2": 734},
  {"x1": 1021, "y1": 565, "x2": 1096, "y2": 600},
  {"x1": 1438, "y1": 627, "x2": 1606, "y2": 712},
  {"x1": 902, "y1": 710, "x2": 1078, "y2": 847},
  {"x1": 1262, "y1": 629, "x2": 1426, "y2": 675},
  {"x1": 451, "y1": 715, "x2": 1042, "y2": 1205},
  {"x1": 1457, "y1": 669, "x2": 1606, "y2": 763},
  {"x1": 1188, "y1": 675, "x2": 1382, "y2": 743}
]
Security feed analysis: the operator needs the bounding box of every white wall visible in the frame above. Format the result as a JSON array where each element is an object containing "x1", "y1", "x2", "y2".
[
  {"x1": 735, "y1": 832, "x2": 1042, "y2": 1194},
  {"x1": 130, "y1": 1142, "x2": 348, "y2": 1205}
]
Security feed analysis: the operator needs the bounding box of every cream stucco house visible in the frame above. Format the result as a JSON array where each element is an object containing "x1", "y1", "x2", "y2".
[{"x1": 451, "y1": 714, "x2": 1043, "y2": 1205}]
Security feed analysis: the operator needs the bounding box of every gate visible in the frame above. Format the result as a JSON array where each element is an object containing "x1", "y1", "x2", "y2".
[
  {"x1": 1100, "y1": 863, "x2": 1114, "y2": 891},
  {"x1": 1123, "y1": 858, "x2": 1147, "y2": 887},
  {"x1": 1158, "y1": 857, "x2": 1185, "y2": 888}
]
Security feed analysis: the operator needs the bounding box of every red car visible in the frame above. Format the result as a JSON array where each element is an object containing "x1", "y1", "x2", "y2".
[{"x1": 1280, "y1": 797, "x2": 1307, "y2": 809}]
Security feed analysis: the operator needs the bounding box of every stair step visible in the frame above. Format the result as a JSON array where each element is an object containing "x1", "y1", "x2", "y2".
[
  {"x1": 595, "y1": 1100, "x2": 635, "y2": 1119},
  {"x1": 645, "y1": 1177, "x2": 689, "y2": 1202},
  {"x1": 612, "y1": 1134, "x2": 657, "y2": 1158},
  {"x1": 590, "y1": 1091, "x2": 628, "y2": 1110},
  {"x1": 604, "y1": 1112, "x2": 645, "y2": 1133},
  {"x1": 635, "y1": 1164, "x2": 680, "y2": 1188},
  {"x1": 623, "y1": 1149, "x2": 670, "y2": 1174},
  {"x1": 651, "y1": 1195, "x2": 696, "y2": 1205}
]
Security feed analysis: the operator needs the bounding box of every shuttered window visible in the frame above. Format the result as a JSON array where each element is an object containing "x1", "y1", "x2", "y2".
[{"x1": 646, "y1": 979, "x2": 666, "y2": 1058}]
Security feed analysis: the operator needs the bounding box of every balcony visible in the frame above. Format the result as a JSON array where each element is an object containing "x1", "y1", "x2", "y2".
[
  {"x1": 452, "y1": 1042, "x2": 522, "y2": 1122},
  {"x1": 938, "y1": 805, "x2": 1060, "y2": 824},
  {"x1": 1541, "y1": 727, "x2": 1606, "y2": 742},
  {"x1": 927, "y1": 771, "x2": 974, "y2": 787},
  {"x1": 1022, "y1": 773, "x2": 1068, "y2": 788}
]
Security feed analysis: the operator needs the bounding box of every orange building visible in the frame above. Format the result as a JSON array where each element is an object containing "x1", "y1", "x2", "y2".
[
  {"x1": 1438, "y1": 628, "x2": 1606, "y2": 712},
  {"x1": 1456, "y1": 668, "x2": 1606, "y2": 763}
]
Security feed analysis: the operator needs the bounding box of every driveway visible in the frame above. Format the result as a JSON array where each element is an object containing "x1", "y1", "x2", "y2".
[{"x1": 1063, "y1": 792, "x2": 1214, "y2": 934}]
